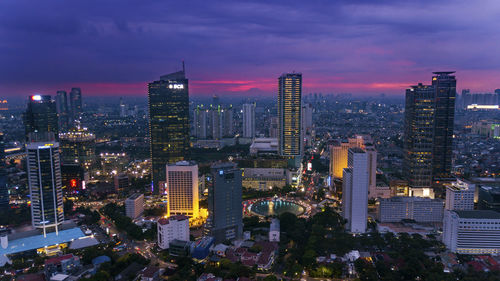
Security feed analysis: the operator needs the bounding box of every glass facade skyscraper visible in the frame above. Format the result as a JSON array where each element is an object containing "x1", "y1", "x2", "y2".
[
  {"x1": 69, "y1": 87, "x2": 82, "y2": 122},
  {"x1": 278, "y1": 73, "x2": 302, "y2": 158},
  {"x1": 148, "y1": 69, "x2": 190, "y2": 194},
  {"x1": 404, "y1": 72, "x2": 456, "y2": 189},
  {"x1": 27, "y1": 141, "x2": 64, "y2": 236},
  {"x1": 206, "y1": 162, "x2": 243, "y2": 243},
  {"x1": 24, "y1": 95, "x2": 59, "y2": 141}
]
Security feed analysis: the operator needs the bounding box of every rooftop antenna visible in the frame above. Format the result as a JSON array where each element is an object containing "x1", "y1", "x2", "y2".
[{"x1": 182, "y1": 60, "x2": 185, "y2": 73}]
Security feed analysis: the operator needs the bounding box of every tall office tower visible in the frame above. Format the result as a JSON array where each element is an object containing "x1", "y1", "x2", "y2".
[
  {"x1": 27, "y1": 140, "x2": 64, "y2": 236},
  {"x1": 242, "y1": 103, "x2": 256, "y2": 138},
  {"x1": 461, "y1": 89, "x2": 471, "y2": 109},
  {"x1": 269, "y1": 117, "x2": 279, "y2": 138},
  {"x1": 55, "y1": 91, "x2": 69, "y2": 130},
  {"x1": 210, "y1": 107, "x2": 223, "y2": 140},
  {"x1": 431, "y1": 72, "x2": 456, "y2": 181},
  {"x1": 165, "y1": 161, "x2": 199, "y2": 219},
  {"x1": 445, "y1": 179, "x2": 475, "y2": 211},
  {"x1": 0, "y1": 132, "x2": 8, "y2": 210},
  {"x1": 342, "y1": 148, "x2": 369, "y2": 233},
  {"x1": 329, "y1": 135, "x2": 376, "y2": 183},
  {"x1": 221, "y1": 107, "x2": 234, "y2": 137},
  {"x1": 24, "y1": 95, "x2": 59, "y2": 141},
  {"x1": 404, "y1": 72, "x2": 456, "y2": 189},
  {"x1": 206, "y1": 163, "x2": 243, "y2": 243},
  {"x1": 193, "y1": 106, "x2": 208, "y2": 139},
  {"x1": 301, "y1": 103, "x2": 313, "y2": 133},
  {"x1": 148, "y1": 68, "x2": 190, "y2": 194},
  {"x1": 69, "y1": 88, "x2": 82, "y2": 122},
  {"x1": 119, "y1": 97, "x2": 127, "y2": 117},
  {"x1": 59, "y1": 126, "x2": 96, "y2": 170},
  {"x1": 278, "y1": 73, "x2": 302, "y2": 157}
]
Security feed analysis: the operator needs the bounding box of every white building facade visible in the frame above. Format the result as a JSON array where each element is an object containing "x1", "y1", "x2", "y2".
[
  {"x1": 443, "y1": 210, "x2": 500, "y2": 254},
  {"x1": 269, "y1": 218, "x2": 280, "y2": 242},
  {"x1": 342, "y1": 148, "x2": 369, "y2": 233},
  {"x1": 157, "y1": 215, "x2": 190, "y2": 249},
  {"x1": 445, "y1": 179, "x2": 475, "y2": 211}
]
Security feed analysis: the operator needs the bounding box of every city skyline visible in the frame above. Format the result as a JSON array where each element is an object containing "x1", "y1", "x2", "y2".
[{"x1": 1, "y1": 1, "x2": 500, "y2": 97}]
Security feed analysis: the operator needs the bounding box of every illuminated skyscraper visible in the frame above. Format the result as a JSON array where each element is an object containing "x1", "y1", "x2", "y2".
[
  {"x1": 69, "y1": 87, "x2": 82, "y2": 122},
  {"x1": 59, "y1": 126, "x2": 96, "y2": 169},
  {"x1": 165, "y1": 161, "x2": 199, "y2": 219},
  {"x1": 242, "y1": 103, "x2": 255, "y2": 138},
  {"x1": 221, "y1": 107, "x2": 234, "y2": 137},
  {"x1": 27, "y1": 140, "x2": 64, "y2": 236},
  {"x1": 24, "y1": 95, "x2": 59, "y2": 141},
  {"x1": 278, "y1": 73, "x2": 302, "y2": 158},
  {"x1": 193, "y1": 106, "x2": 208, "y2": 139},
  {"x1": 404, "y1": 72, "x2": 456, "y2": 189},
  {"x1": 148, "y1": 67, "x2": 190, "y2": 193}
]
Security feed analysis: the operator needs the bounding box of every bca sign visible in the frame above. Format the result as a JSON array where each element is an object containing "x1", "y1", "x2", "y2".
[{"x1": 169, "y1": 84, "x2": 184, "y2": 89}]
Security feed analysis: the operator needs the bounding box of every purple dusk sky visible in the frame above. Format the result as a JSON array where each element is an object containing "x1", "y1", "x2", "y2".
[{"x1": 0, "y1": 0, "x2": 499, "y2": 97}]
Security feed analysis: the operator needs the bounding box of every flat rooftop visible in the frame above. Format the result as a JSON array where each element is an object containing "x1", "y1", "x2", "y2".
[
  {"x1": 0, "y1": 227, "x2": 85, "y2": 255},
  {"x1": 455, "y1": 210, "x2": 500, "y2": 219}
]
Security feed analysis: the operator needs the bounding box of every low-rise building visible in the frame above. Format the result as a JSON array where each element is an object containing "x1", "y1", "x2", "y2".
[
  {"x1": 377, "y1": 196, "x2": 444, "y2": 223},
  {"x1": 242, "y1": 168, "x2": 286, "y2": 191},
  {"x1": 157, "y1": 215, "x2": 189, "y2": 249},
  {"x1": 443, "y1": 210, "x2": 500, "y2": 254},
  {"x1": 269, "y1": 218, "x2": 280, "y2": 242},
  {"x1": 478, "y1": 185, "x2": 500, "y2": 212},
  {"x1": 125, "y1": 193, "x2": 144, "y2": 219}
]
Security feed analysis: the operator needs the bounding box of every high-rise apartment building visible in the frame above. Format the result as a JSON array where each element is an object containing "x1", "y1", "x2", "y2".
[
  {"x1": 221, "y1": 107, "x2": 234, "y2": 137},
  {"x1": 165, "y1": 161, "x2": 199, "y2": 219},
  {"x1": 210, "y1": 107, "x2": 223, "y2": 140},
  {"x1": 27, "y1": 140, "x2": 64, "y2": 236},
  {"x1": 404, "y1": 72, "x2": 456, "y2": 189},
  {"x1": 69, "y1": 88, "x2": 82, "y2": 122},
  {"x1": 445, "y1": 179, "x2": 475, "y2": 211},
  {"x1": 278, "y1": 73, "x2": 302, "y2": 157},
  {"x1": 329, "y1": 135, "x2": 377, "y2": 197},
  {"x1": 148, "y1": 68, "x2": 190, "y2": 194},
  {"x1": 242, "y1": 103, "x2": 256, "y2": 138},
  {"x1": 157, "y1": 215, "x2": 189, "y2": 249},
  {"x1": 342, "y1": 148, "x2": 369, "y2": 233},
  {"x1": 206, "y1": 163, "x2": 243, "y2": 243},
  {"x1": 24, "y1": 95, "x2": 59, "y2": 141},
  {"x1": 0, "y1": 132, "x2": 8, "y2": 210},
  {"x1": 125, "y1": 193, "x2": 144, "y2": 219},
  {"x1": 301, "y1": 103, "x2": 313, "y2": 133},
  {"x1": 55, "y1": 91, "x2": 69, "y2": 130},
  {"x1": 193, "y1": 106, "x2": 208, "y2": 139}
]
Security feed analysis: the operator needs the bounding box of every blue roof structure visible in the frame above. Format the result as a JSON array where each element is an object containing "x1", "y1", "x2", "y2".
[
  {"x1": 0, "y1": 227, "x2": 85, "y2": 255},
  {"x1": 92, "y1": 255, "x2": 111, "y2": 265}
]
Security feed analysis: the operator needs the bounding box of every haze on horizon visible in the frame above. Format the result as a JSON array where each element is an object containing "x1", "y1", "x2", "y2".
[{"x1": 1, "y1": 0, "x2": 499, "y2": 98}]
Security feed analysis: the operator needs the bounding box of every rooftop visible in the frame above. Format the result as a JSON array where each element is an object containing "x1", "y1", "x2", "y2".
[
  {"x1": 0, "y1": 227, "x2": 85, "y2": 255},
  {"x1": 455, "y1": 210, "x2": 500, "y2": 219}
]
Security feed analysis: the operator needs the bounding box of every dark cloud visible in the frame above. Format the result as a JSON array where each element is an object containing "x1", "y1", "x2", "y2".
[{"x1": 0, "y1": 0, "x2": 499, "y2": 96}]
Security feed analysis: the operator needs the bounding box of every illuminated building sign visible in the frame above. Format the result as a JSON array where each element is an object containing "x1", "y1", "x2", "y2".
[
  {"x1": 467, "y1": 104, "x2": 499, "y2": 110},
  {"x1": 169, "y1": 84, "x2": 184, "y2": 89},
  {"x1": 31, "y1": 95, "x2": 42, "y2": 101}
]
